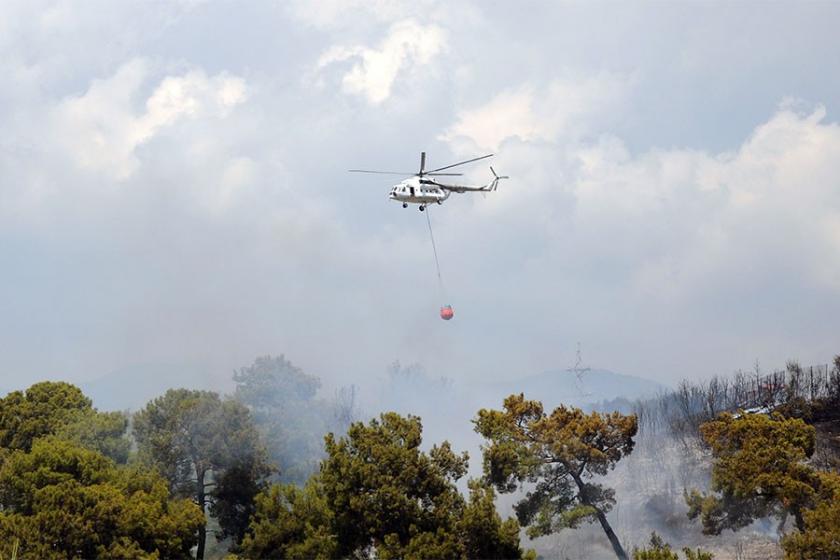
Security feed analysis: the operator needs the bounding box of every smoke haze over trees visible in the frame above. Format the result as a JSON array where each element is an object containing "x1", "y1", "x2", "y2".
[
  {"x1": 0, "y1": 354, "x2": 839, "y2": 558},
  {"x1": 231, "y1": 355, "x2": 356, "y2": 485},
  {"x1": 133, "y1": 389, "x2": 271, "y2": 559}
]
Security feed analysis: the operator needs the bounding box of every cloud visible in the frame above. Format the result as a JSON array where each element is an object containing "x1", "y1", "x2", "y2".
[
  {"x1": 285, "y1": 0, "x2": 437, "y2": 29},
  {"x1": 51, "y1": 59, "x2": 247, "y2": 180},
  {"x1": 2, "y1": 1, "x2": 840, "y2": 389},
  {"x1": 316, "y1": 19, "x2": 446, "y2": 104},
  {"x1": 435, "y1": 97, "x2": 840, "y2": 375},
  {"x1": 440, "y1": 74, "x2": 631, "y2": 152}
]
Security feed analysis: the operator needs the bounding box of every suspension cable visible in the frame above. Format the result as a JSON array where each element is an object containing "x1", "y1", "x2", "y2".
[{"x1": 425, "y1": 208, "x2": 446, "y2": 297}]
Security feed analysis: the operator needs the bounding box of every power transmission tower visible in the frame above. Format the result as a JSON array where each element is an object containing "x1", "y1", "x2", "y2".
[{"x1": 566, "y1": 342, "x2": 591, "y2": 396}]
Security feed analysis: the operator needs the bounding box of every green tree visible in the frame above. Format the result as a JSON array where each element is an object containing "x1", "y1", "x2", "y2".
[
  {"x1": 320, "y1": 412, "x2": 470, "y2": 557},
  {"x1": 459, "y1": 479, "x2": 527, "y2": 560},
  {"x1": 633, "y1": 533, "x2": 714, "y2": 560},
  {"x1": 682, "y1": 551, "x2": 714, "y2": 560},
  {"x1": 133, "y1": 389, "x2": 271, "y2": 560},
  {"x1": 685, "y1": 412, "x2": 818, "y2": 533},
  {"x1": 56, "y1": 410, "x2": 131, "y2": 464},
  {"x1": 0, "y1": 381, "x2": 130, "y2": 462},
  {"x1": 781, "y1": 471, "x2": 840, "y2": 559},
  {"x1": 232, "y1": 355, "x2": 332, "y2": 484},
  {"x1": 210, "y1": 456, "x2": 271, "y2": 548},
  {"x1": 474, "y1": 394, "x2": 638, "y2": 560},
  {"x1": 0, "y1": 436, "x2": 203, "y2": 559},
  {"x1": 239, "y1": 481, "x2": 336, "y2": 559},
  {"x1": 241, "y1": 412, "x2": 533, "y2": 559},
  {"x1": 234, "y1": 355, "x2": 320, "y2": 410},
  {"x1": 633, "y1": 532, "x2": 679, "y2": 560}
]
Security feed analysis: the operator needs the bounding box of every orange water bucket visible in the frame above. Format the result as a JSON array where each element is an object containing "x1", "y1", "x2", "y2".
[{"x1": 440, "y1": 305, "x2": 454, "y2": 320}]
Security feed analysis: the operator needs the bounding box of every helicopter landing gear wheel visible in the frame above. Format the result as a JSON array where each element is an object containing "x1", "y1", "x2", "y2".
[
  {"x1": 402, "y1": 203, "x2": 408, "y2": 208},
  {"x1": 437, "y1": 201, "x2": 442, "y2": 205},
  {"x1": 419, "y1": 205, "x2": 425, "y2": 212}
]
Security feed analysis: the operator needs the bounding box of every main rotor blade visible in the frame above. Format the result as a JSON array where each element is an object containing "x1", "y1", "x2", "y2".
[
  {"x1": 426, "y1": 153, "x2": 493, "y2": 174},
  {"x1": 426, "y1": 172, "x2": 462, "y2": 176},
  {"x1": 348, "y1": 170, "x2": 415, "y2": 175}
]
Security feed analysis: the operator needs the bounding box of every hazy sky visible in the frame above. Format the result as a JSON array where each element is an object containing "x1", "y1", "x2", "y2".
[{"x1": 2, "y1": 1, "x2": 840, "y2": 391}]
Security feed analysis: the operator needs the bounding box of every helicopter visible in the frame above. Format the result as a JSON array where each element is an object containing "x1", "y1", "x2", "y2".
[{"x1": 349, "y1": 152, "x2": 508, "y2": 211}]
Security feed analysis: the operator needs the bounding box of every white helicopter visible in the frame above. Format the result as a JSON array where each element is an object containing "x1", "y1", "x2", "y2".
[{"x1": 350, "y1": 152, "x2": 508, "y2": 211}]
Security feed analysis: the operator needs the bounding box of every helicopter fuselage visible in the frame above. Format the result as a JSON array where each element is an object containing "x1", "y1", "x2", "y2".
[
  {"x1": 349, "y1": 152, "x2": 505, "y2": 210},
  {"x1": 389, "y1": 177, "x2": 450, "y2": 207}
]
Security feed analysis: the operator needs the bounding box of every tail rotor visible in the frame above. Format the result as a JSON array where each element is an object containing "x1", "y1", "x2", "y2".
[{"x1": 489, "y1": 166, "x2": 509, "y2": 192}]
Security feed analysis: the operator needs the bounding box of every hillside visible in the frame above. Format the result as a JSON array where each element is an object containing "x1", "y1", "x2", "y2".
[
  {"x1": 477, "y1": 367, "x2": 666, "y2": 410},
  {"x1": 81, "y1": 362, "x2": 233, "y2": 411}
]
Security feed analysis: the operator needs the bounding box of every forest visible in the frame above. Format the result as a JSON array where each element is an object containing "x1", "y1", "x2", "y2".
[{"x1": 0, "y1": 355, "x2": 838, "y2": 560}]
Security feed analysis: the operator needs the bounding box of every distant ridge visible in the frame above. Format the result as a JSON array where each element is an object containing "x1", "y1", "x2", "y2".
[
  {"x1": 478, "y1": 368, "x2": 666, "y2": 410},
  {"x1": 81, "y1": 362, "x2": 233, "y2": 411}
]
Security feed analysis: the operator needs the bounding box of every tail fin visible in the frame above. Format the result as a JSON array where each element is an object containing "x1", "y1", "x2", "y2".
[{"x1": 486, "y1": 166, "x2": 509, "y2": 191}]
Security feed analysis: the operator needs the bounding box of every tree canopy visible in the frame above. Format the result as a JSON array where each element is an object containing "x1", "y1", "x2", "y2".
[
  {"x1": 241, "y1": 412, "x2": 533, "y2": 559},
  {"x1": 55, "y1": 409, "x2": 131, "y2": 464},
  {"x1": 133, "y1": 389, "x2": 271, "y2": 559},
  {"x1": 233, "y1": 355, "x2": 334, "y2": 484},
  {"x1": 685, "y1": 412, "x2": 818, "y2": 533},
  {"x1": 0, "y1": 381, "x2": 131, "y2": 462},
  {"x1": 239, "y1": 480, "x2": 337, "y2": 559},
  {"x1": 234, "y1": 354, "x2": 320, "y2": 409},
  {"x1": 780, "y1": 471, "x2": 840, "y2": 559},
  {"x1": 0, "y1": 436, "x2": 203, "y2": 559},
  {"x1": 632, "y1": 533, "x2": 714, "y2": 560},
  {"x1": 474, "y1": 393, "x2": 638, "y2": 560}
]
